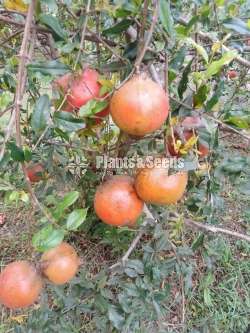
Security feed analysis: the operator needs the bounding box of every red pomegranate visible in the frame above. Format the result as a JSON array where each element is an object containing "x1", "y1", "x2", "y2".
[
  {"x1": 0, "y1": 261, "x2": 43, "y2": 309},
  {"x1": 54, "y1": 68, "x2": 110, "y2": 121},
  {"x1": 110, "y1": 75, "x2": 169, "y2": 136},
  {"x1": 27, "y1": 163, "x2": 44, "y2": 183},
  {"x1": 228, "y1": 70, "x2": 237, "y2": 79}
]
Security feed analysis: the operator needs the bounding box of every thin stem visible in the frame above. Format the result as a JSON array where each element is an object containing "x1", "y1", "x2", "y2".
[
  {"x1": 74, "y1": 0, "x2": 92, "y2": 70},
  {"x1": 134, "y1": 0, "x2": 160, "y2": 71}
]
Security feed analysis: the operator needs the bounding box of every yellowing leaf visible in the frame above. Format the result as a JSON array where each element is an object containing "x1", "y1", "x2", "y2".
[
  {"x1": 169, "y1": 116, "x2": 179, "y2": 126},
  {"x1": 4, "y1": 0, "x2": 28, "y2": 12},
  {"x1": 10, "y1": 315, "x2": 28, "y2": 324},
  {"x1": 98, "y1": 78, "x2": 114, "y2": 90},
  {"x1": 211, "y1": 42, "x2": 221, "y2": 53},
  {"x1": 180, "y1": 134, "x2": 198, "y2": 154}
]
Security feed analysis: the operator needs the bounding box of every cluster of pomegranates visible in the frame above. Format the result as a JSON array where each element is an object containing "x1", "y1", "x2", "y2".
[
  {"x1": 2, "y1": 68, "x2": 211, "y2": 310},
  {"x1": 0, "y1": 242, "x2": 80, "y2": 309}
]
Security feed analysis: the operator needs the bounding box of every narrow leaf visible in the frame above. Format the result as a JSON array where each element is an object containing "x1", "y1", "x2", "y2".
[{"x1": 31, "y1": 95, "x2": 51, "y2": 134}]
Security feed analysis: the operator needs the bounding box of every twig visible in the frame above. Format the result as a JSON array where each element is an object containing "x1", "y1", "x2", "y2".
[
  {"x1": 0, "y1": 3, "x2": 35, "y2": 161},
  {"x1": 15, "y1": 2, "x2": 35, "y2": 147},
  {"x1": 74, "y1": 0, "x2": 92, "y2": 70},
  {"x1": 86, "y1": 27, "x2": 129, "y2": 64},
  {"x1": 43, "y1": 139, "x2": 98, "y2": 152},
  {"x1": 0, "y1": 104, "x2": 14, "y2": 117},
  {"x1": 0, "y1": 15, "x2": 116, "y2": 47},
  {"x1": 136, "y1": 0, "x2": 149, "y2": 73},
  {"x1": 0, "y1": 28, "x2": 23, "y2": 47},
  {"x1": 170, "y1": 96, "x2": 250, "y2": 141},
  {"x1": 134, "y1": 0, "x2": 160, "y2": 71},
  {"x1": 184, "y1": 219, "x2": 250, "y2": 242},
  {"x1": 109, "y1": 205, "x2": 157, "y2": 270}
]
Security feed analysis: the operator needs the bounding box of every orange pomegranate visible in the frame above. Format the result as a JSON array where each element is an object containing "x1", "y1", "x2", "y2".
[
  {"x1": 135, "y1": 164, "x2": 188, "y2": 205},
  {"x1": 41, "y1": 242, "x2": 80, "y2": 285},
  {"x1": 110, "y1": 75, "x2": 169, "y2": 136},
  {"x1": 94, "y1": 175, "x2": 144, "y2": 227},
  {"x1": 0, "y1": 261, "x2": 43, "y2": 309},
  {"x1": 27, "y1": 163, "x2": 44, "y2": 183}
]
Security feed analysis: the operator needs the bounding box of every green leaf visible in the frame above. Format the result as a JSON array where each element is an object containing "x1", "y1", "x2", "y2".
[
  {"x1": 125, "y1": 259, "x2": 144, "y2": 274},
  {"x1": 79, "y1": 100, "x2": 108, "y2": 117},
  {"x1": 32, "y1": 225, "x2": 65, "y2": 252},
  {"x1": 223, "y1": 18, "x2": 250, "y2": 35},
  {"x1": 103, "y1": 19, "x2": 132, "y2": 35},
  {"x1": 191, "y1": 233, "x2": 204, "y2": 251},
  {"x1": 185, "y1": 38, "x2": 208, "y2": 63},
  {"x1": 238, "y1": 182, "x2": 250, "y2": 196},
  {"x1": 39, "y1": 14, "x2": 67, "y2": 40},
  {"x1": 53, "y1": 112, "x2": 86, "y2": 132},
  {"x1": 7, "y1": 142, "x2": 25, "y2": 162},
  {"x1": 31, "y1": 95, "x2": 51, "y2": 134},
  {"x1": 23, "y1": 147, "x2": 32, "y2": 162},
  {"x1": 178, "y1": 59, "x2": 193, "y2": 99},
  {"x1": 159, "y1": 0, "x2": 175, "y2": 38},
  {"x1": 193, "y1": 85, "x2": 209, "y2": 108},
  {"x1": 206, "y1": 81, "x2": 224, "y2": 111},
  {"x1": 66, "y1": 208, "x2": 88, "y2": 231},
  {"x1": 205, "y1": 51, "x2": 238, "y2": 79},
  {"x1": 204, "y1": 288, "x2": 213, "y2": 306},
  {"x1": 169, "y1": 47, "x2": 186, "y2": 70},
  {"x1": 225, "y1": 116, "x2": 249, "y2": 129},
  {"x1": 108, "y1": 306, "x2": 125, "y2": 330},
  {"x1": 53, "y1": 191, "x2": 79, "y2": 220},
  {"x1": 28, "y1": 60, "x2": 70, "y2": 76}
]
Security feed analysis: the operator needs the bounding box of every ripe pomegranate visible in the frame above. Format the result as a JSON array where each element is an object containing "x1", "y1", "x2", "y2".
[
  {"x1": 110, "y1": 75, "x2": 169, "y2": 136},
  {"x1": 0, "y1": 261, "x2": 43, "y2": 309},
  {"x1": 27, "y1": 163, "x2": 44, "y2": 183},
  {"x1": 135, "y1": 165, "x2": 188, "y2": 205},
  {"x1": 94, "y1": 175, "x2": 144, "y2": 227},
  {"x1": 167, "y1": 116, "x2": 209, "y2": 158},
  {"x1": 54, "y1": 68, "x2": 110, "y2": 121},
  {"x1": 41, "y1": 242, "x2": 80, "y2": 285},
  {"x1": 228, "y1": 70, "x2": 237, "y2": 79}
]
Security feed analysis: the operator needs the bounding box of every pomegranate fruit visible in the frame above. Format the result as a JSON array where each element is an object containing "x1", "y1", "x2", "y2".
[
  {"x1": 135, "y1": 164, "x2": 188, "y2": 205},
  {"x1": 0, "y1": 261, "x2": 43, "y2": 309},
  {"x1": 54, "y1": 68, "x2": 110, "y2": 121},
  {"x1": 110, "y1": 75, "x2": 169, "y2": 136},
  {"x1": 27, "y1": 163, "x2": 44, "y2": 183},
  {"x1": 94, "y1": 175, "x2": 144, "y2": 227},
  {"x1": 228, "y1": 70, "x2": 237, "y2": 79},
  {"x1": 41, "y1": 242, "x2": 79, "y2": 285}
]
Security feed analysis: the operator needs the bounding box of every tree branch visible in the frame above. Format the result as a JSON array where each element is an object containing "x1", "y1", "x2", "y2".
[
  {"x1": 110, "y1": 205, "x2": 250, "y2": 270},
  {"x1": 184, "y1": 219, "x2": 250, "y2": 242},
  {"x1": 109, "y1": 205, "x2": 157, "y2": 270},
  {"x1": 134, "y1": 0, "x2": 160, "y2": 71}
]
